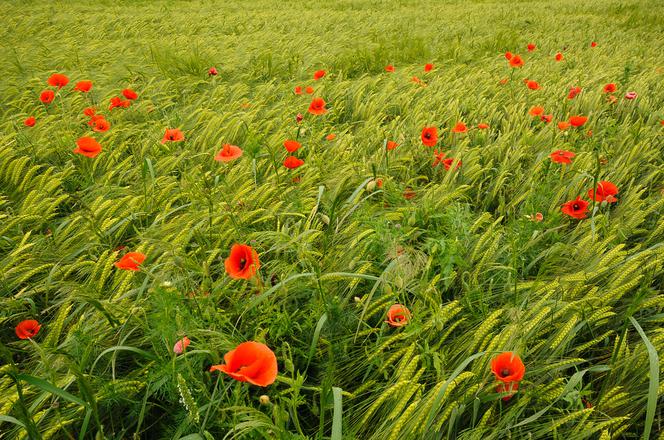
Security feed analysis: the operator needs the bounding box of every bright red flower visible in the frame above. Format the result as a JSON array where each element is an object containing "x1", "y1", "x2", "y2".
[
  {"x1": 24, "y1": 116, "x2": 36, "y2": 127},
  {"x1": 529, "y1": 106, "x2": 544, "y2": 117},
  {"x1": 225, "y1": 244, "x2": 260, "y2": 279},
  {"x1": 386, "y1": 140, "x2": 398, "y2": 151},
  {"x1": 385, "y1": 65, "x2": 395, "y2": 72},
  {"x1": 421, "y1": 126, "x2": 438, "y2": 147},
  {"x1": 47, "y1": 73, "x2": 69, "y2": 89},
  {"x1": 109, "y1": 96, "x2": 130, "y2": 110},
  {"x1": 491, "y1": 352, "x2": 525, "y2": 400},
  {"x1": 540, "y1": 114, "x2": 553, "y2": 123},
  {"x1": 16, "y1": 320, "x2": 41, "y2": 339},
  {"x1": 452, "y1": 122, "x2": 468, "y2": 133},
  {"x1": 550, "y1": 150, "x2": 575, "y2": 164},
  {"x1": 283, "y1": 156, "x2": 304, "y2": 169},
  {"x1": 305, "y1": 86, "x2": 314, "y2": 94},
  {"x1": 603, "y1": 83, "x2": 617, "y2": 93},
  {"x1": 504, "y1": 52, "x2": 513, "y2": 60},
  {"x1": 40, "y1": 90, "x2": 55, "y2": 104},
  {"x1": 561, "y1": 196, "x2": 589, "y2": 219},
  {"x1": 442, "y1": 157, "x2": 461, "y2": 171},
  {"x1": 433, "y1": 150, "x2": 446, "y2": 167},
  {"x1": 385, "y1": 304, "x2": 411, "y2": 327},
  {"x1": 588, "y1": 181, "x2": 618, "y2": 202},
  {"x1": 283, "y1": 140, "x2": 301, "y2": 152},
  {"x1": 122, "y1": 88, "x2": 138, "y2": 100},
  {"x1": 557, "y1": 121, "x2": 571, "y2": 130},
  {"x1": 115, "y1": 252, "x2": 146, "y2": 271},
  {"x1": 569, "y1": 115, "x2": 588, "y2": 127},
  {"x1": 92, "y1": 118, "x2": 110, "y2": 132},
  {"x1": 534, "y1": 212, "x2": 544, "y2": 222},
  {"x1": 294, "y1": 86, "x2": 302, "y2": 95},
  {"x1": 308, "y1": 98, "x2": 327, "y2": 115},
  {"x1": 325, "y1": 133, "x2": 336, "y2": 141},
  {"x1": 499, "y1": 78, "x2": 509, "y2": 85},
  {"x1": 74, "y1": 137, "x2": 102, "y2": 158},
  {"x1": 214, "y1": 144, "x2": 243, "y2": 162},
  {"x1": 83, "y1": 107, "x2": 96, "y2": 117},
  {"x1": 313, "y1": 70, "x2": 326, "y2": 80},
  {"x1": 526, "y1": 80, "x2": 540, "y2": 90},
  {"x1": 567, "y1": 86, "x2": 582, "y2": 99},
  {"x1": 591, "y1": 42, "x2": 597, "y2": 47},
  {"x1": 477, "y1": 123, "x2": 489, "y2": 130},
  {"x1": 162, "y1": 128, "x2": 184, "y2": 143},
  {"x1": 74, "y1": 80, "x2": 93, "y2": 92},
  {"x1": 509, "y1": 55, "x2": 524, "y2": 68},
  {"x1": 424, "y1": 63, "x2": 434, "y2": 72},
  {"x1": 527, "y1": 43, "x2": 536, "y2": 52},
  {"x1": 555, "y1": 52, "x2": 564, "y2": 61},
  {"x1": 209, "y1": 341, "x2": 278, "y2": 387},
  {"x1": 208, "y1": 67, "x2": 218, "y2": 76}
]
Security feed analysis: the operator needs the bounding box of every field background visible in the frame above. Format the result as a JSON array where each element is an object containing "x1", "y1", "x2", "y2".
[{"x1": 1, "y1": 0, "x2": 663, "y2": 439}]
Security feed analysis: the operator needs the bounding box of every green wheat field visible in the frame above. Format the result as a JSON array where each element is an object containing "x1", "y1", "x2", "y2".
[{"x1": 1, "y1": 0, "x2": 663, "y2": 439}]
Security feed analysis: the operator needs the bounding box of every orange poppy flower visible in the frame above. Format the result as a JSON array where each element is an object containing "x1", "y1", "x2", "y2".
[
  {"x1": 74, "y1": 137, "x2": 102, "y2": 158},
  {"x1": 308, "y1": 97, "x2": 327, "y2": 115},
  {"x1": 540, "y1": 114, "x2": 553, "y2": 123},
  {"x1": 588, "y1": 181, "x2": 618, "y2": 202},
  {"x1": 403, "y1": 188, "x2": 416, "y2": 200},
  {"x1": 74, "y1": 80, "x2": 93, "y2": 92},
  {"x1": 313, "y1": 69, "x2": 326, "y2": 80},
  {"x1": 591, "y1": 42, "x2": 597, "y2": 47},
  {"x1": 561, "y1": 196, "x2": 589, "y2": 219},
  {"x1": 283, "y1": 140, "x2": 301, "y2": 153},
  {"x1": 477, "y1": 123, "x2": 489, "y2": 130},
  {"x1": 47, "y1": 73, "x2": 69, "y2": 89},
  {"x1": 534, "y1": 212, "x2": 544, "y2": 222},
  {"x1": 424, "y1": 63, "x2": 434, "y2": 72},
  {"x1": 491, "y1": 352, "x2": 525, "y2": 400},
  {"x1": 325, "y1": 133, "x2": 336, "y2": 141},
  {"x1": 567, "y1": 86, "x2": 581, "y2": 99},
  {"x1": 294, "y1": 86, "x2": 302, "y2": 95},
  {"x1": 40, "y1": 90, "x2": 55, "y2": 104},
  {"x1": 504, "y1": 52, "x2": 513, "y2": 60},
  {"x1": 173, "y1": 337, "x2": 191, "y2": 355},
  {"x1": 283, "y1": 156, "x2": 304, "y2": 169},
  {"x1": 305, "y1": 86, "x2": 314, "y2": 94},
  {"x1": 109, "y1": 96, "x2": 130, "y2": 110},
  {"x1": 162, "y1": 128, "x2": 184, "y2": 143},
  {"x1": 555, "y1": 52, "x2": 564, "y2": 61},
  {"x1": 386, "y1": 140, "x2": 398, "y2": 151},
  {"x1": 421, "y1": 126, "x2": 438, "y2": 146},
  {"x1": 527, "y1": 43, "x2": 536, "y2": 52},
  {"x1": 557, "y1": 121, "x2": 571, "y2": 130},
  {"x1": 209, "y1": 341, "x2": 278, "y2": 387},
  {"x1": 375, "y1": 178, "x2": 383, "y2": 188},
  {"x1": 385, "y1": 304, "x2": 411, "y2": 327},
  {"x1": 452, "y1": 122, "x2": 468, "y2": 133},
  {"x1": 225, "y1": 244, "x2": 260, "y2": 279},
  {"x1": 93, "y1": 118, "x2": 110, "y2": 132},
  {"x1": 24, "y1": 116, "x2": 36, "y2": 127},
  {"x1": 603, "y1": 83, "x2": 616, "y2": 93},
  {"x1": 122, "y1": 88, "x2": 138, "y2": 100},
  {"x1": 15, "y1": 320, "x2": 41, "y2": 339},
  {"x1": 433, "y1": 150, "x2": 446, "y2": 167},
  {"x1": 214, "y1": 144, "x2": 243, "y2": 162},
  {"x1": 550, "y1": 150, "x2": 575, "y2": 164},
  {"x1": 509, "y1": 55, "x2": 524, "y2": 68},
  {"x1": 208, "y1": 67, "x2": 218, "y2": 76},
  {"x1": 83, "y1": 107, "x2": 96, "y2": 117},
  {"x1": 499, "y1": 78, "x2": 509, "y2": 85},
  {"x1": 114, "y1": 252, "x2": 146, "y2": 271},
  {"x1": 569, "y1": 115, "x2": 588, "y2": 127},
  {"x1": 529, "y1": 106, "x2": 544, "y2": 117},
  {"x1": 385, "y1": 65, "x2": 395, "y2": 72},
  {"x1": 525, "y1": 80, "x2": 540, "y2": 90}
]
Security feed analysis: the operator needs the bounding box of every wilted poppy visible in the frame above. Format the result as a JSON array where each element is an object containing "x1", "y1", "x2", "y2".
[
  {"x1": 93, "y1": 118, "x2": 110, "y2": 132},
  {"x1": 569, "y1": 116, "x2": 588, "y2": 127},
  {"x1": 421, "y1": 126, "x2": 438, "y2": 146},
  {"x1": 385, "y1": 65, "x2": 395, "y2": 72},
  {"x1": 624, "y1": 91, "x2": 637, "y2": 100},
  {"x1": 74, "y1": 137, "x2": 102, "y2": 158},
  {"x1": 24, "y1": 116, "x2": 36, "y2": 127},
  {"x1": 208, "y1": 67, "x2": 218, "y2": 76},
  {"x1": 385, "y1": 304, "x2": 411, "y2": 327},
  {"x1": 40, "y1": 90, "x2": 55, "y2": 104},
  {"x1": 527, "y1": 43, "x2": 536, "y2": 52},
  {"x1": 555, "y1": 52, "x2": 564, "y2": 61},
  {"x1": 477, "y1": 123, "x2": 489, "y2": 130},
  {"x1": 509, "y1": 55, "x2": 524, "y2": 68},
  {"x1": 283, "y1": 156, "x2": 304, "y2": 169},
  {"x1": 114, "y1": 252, "x2": 146, "y2": 271},
  {"x1": 603, "y1": 83, "x2": 617, "y2": 93},
  {"x1": 283, "y1": 140, "x2": 301, "y2": 153},
  {"x1": 567, "y1": 86, "x2": 582, "y2": 99},
  {"x1": 491, "y1": 352, "x2": 525, "y2": 400},
  {"x1": 529, "y1": 106, "x2": 544, "y2": 117},
  {"x1": 308, "y1": 97, "x2": 327, "y2": 115},
  {"x1": 122, "y1": 88, "x2": 138, "y2": 100},
  {"x1": 209, "y1": 341, "x2": 278, "y2": 387},
  {"x1": 294, "y1": 86, "x2": 302, "y2": 95},
  {"x1": 162, "y1": 128, "x2": 184, "y2": 143},
  {"x1": 47, "y1": 73, "x2": 69, "y2": 89},
  {"x1": 424, "y1": 63, "x2": 434, "y2": 72},
  {"x1": 588, "y1": 181, "x2": 618, "y2": 202},
  {"x1": 526, "y1": 80, "x2": 540, "y2": 90},
  {"x1": 173, "y1": 337, "x2": 191, "y2": 355},
  {"x1": 561, "y1": 196, "x2": 589, "y2": 219},
  {"x1": 305, "y1": 86, "x2": 314, "y2": 94},
  {"x1": 215, "y1": 144, "x2": 243, "y2": 162},
  {"x1": 325, "y1": 133, "x2": 336, "y2": 141},
  {"x1": 452, "y1": 122, "x2": 468, "y2": 133},
  {"x1": 550, "y1": 150, "x2": 575, "y2": 164},
  {"x1": 225, "y1": 244, "x2": 260, "y2": 279},
  {"x1": 83, "y1": 107, "x2": 96, "y2": 117},
  {"x1": 386, "y1": 140, "x2": 398, "y2": 150},
  {"x1": 557, "y1": 121, "x2": 571, "y2": 130},
  {"x1": 74, "y1": 80, "x2": 93, "y2": 92},
  {"x1": 16, "y1": 320, "x2": 41, "y2": 339},
  {"x1": 313, "y1": 70, "x2": 326, "y2": 80}
]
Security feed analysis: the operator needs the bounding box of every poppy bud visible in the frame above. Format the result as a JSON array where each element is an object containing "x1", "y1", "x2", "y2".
[
  {"x1": 366, "y1": 180, "x2": 376, "y2": 191},
  {"x1": 259, "y1": 395, "x2": 271, "y2": 405},
  {"x1": 296, "y1": 113, "x2": 303, "y2": 123},
  {"x1": 208, "y1": 67, "x2": 218, "y2": 76},
  {"x1": 354, "y1": 296, "x2": 362, "y2": 303}
]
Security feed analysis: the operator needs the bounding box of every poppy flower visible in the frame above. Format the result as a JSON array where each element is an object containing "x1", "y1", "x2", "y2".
[
  {"x1": 83, "y1": 107, "x2": 96, "y2": 117},
  {"x1": 225, "y1": 244, "x2": 260, "y2": 279},
  {"x1": 569, "y1": 115, "x2": 588, "y2": 127},
  {"x1": 87, "y1": 114, "x2": 104, "y2": 127},
  {"x1": 555, "y1": 52, "x2": 564, "y2": 61},
  {"x1": 561, "y1": 196, "x2": 589, "y2": 219},
  {"x1": 504, "y1": 52, "x2": 513, "y2": 60},
  {"x1": 40, "y1": 90, "x2": 55, "y2": 104},
  {"x1": 162, "y1": 128, "x2": 184, "y2": 143},
  {"x1": 209, "y1": 341, "x2": 278, "y2": 387},
  {"x1": 109, "y1": 96, "x2": 130, "y2": 110},
  {"x1": 550, "y1": 150, "x2": 575, "y2": 164},
  {"x1": 92, "y1": 118, "x2": 110, "y2": 132},
  {"x1": 294, "y1": 86, "x2": 302, "y2": 95},
  {"x1": 24, "y1": 116, "x2": 36, "y2": 127},
  {"x1": 208, "y1": 67, "x2": 218, "y2": 76},
  {"x1": 424, "y1": 63, "x2": 434, "y2": 72},
  {"x1": 385, "y1": 65, "x2": 395, "y2": 72},
  {"x1": 305, "y1": 86, "x2": 314, "y2": 94},
  {"x1": 443, "y1": 157, "x2": 461, "y2": 171},
  {"x1": 509, "y1": 55, "x2": 524, "y2": 68},
  {"x1": 534, "y1": 212, "x2": 544, "y2": 222},
  {"x1": 283, "y1": 156, "x2": 304, "y2": 169},
  {"x1": 591, "y1": 41, "x2": 597, "y2": 47},
  {"x1": 122, "y1": 88, "x2": 138, "y2": 100},
  {"x1": 588, "y1": 181, "x2": 618, "y2": 202},
  {"x1": 313, "y1": 70, "x2": 326, "y2": 80},
  {"x1": 47, "y1": 73, "x2": 69, "y2": 89},
  {"x1": 114, "y1": 252, "x2": 146, "y2": 271},
  {"x1": 527, "y1": 43, "x2": 536, "y2": 52},
  {"x1": 375, "y1": 178, "x2": 383, "y2": 188},
  {"x1": 386, "y1": 140, "x2": 398, "y2": 151},
  {"x1": 557, "y1": 121, "x2": 571, "y2": 130},
  {"x1": 526, "y1": 80, "x2": 540, "y2": 90},
  {"x1": 499, "y1": 78, "x2": 509, "y2": 85},
  {"x1": 15, "y1": 320, "x2": 41, "y2": 339},
  {"x1": 325, "y1": 133, "x2": 336, "y2": 141},
  {"x1": 296, "y1": 113, "x2": 303, "y2": 123},
  {"x1": 308, "y1": 97, "x2": 327, "y2": 115},
  {"x1": 403, "y1": 188, "x2": 416, "y2": 200},
  {"x1": 283, "y1": 140, "x2": 301, "y2": 153},
  {"x1": 567, "y1": 86, "x2": 582, "y2": 99},
  {"x1": 421, "y1": 126, "x2": 438, "y2": 147},
  {"x1": 214, "y1": 144, "x2": 243, "y2": 162},
  {"x1": 173, "y1": 337, "x2": 191, "y2": 355},
  {"x1": 385, "y1": 304, "x2": 411, "y2": 327},
  {"x1": 73, "y1": 136, "x2": 102, "y2": 158},
  {"x1": 74, "y1": 80, "x2": 93, "y2": 92},
  {"x1": 433, "y1": 150, "x2": 446, "y2": 167},
  {"x1": 477, "y1": 123, "x2": 489, "y2": 130},
  {"x1": 491, "y1": 352, "x2": 525, "y2": 400},
  {"x1": 540, "y1": 114, "x2": 553, "y2": 123},
  {"x1": 624, "y1": 91, "x2": 637, "y2": 100},
  {"x1": 603, "y1": 83, "x2": 617, "y2": 93},
  {"x1": 529, "y1": 106, "x2": 544, "y2": 117},
  {"x1": 452, "y1": 122, "x2": 468, "y2": 133}
]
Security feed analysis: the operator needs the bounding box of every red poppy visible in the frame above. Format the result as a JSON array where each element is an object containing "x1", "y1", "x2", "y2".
[
  {"x1": 403, "y1": 188, "x2": 416, "y2": 200},
  {"x1": 294, "y1": 86, "x2": 302, "y2": 95},
  {"x1": 386, "y1": 140, "x2": 398, "y2": 151},
  {"x1": 209, "y1": 341, "x2": 278, "y2": 387},
  {"x1": 40, "y1": 90, "x2": 55, "y2": 104},
  {"x1": 114, "y1": 252, "x2": 146, "y2": 271},
  {"x1": 313, "y1": 70, "x2": 326, "y2": 80},
  {"x1": 421, "y1": 126, "x2": 438, "y2": 147},
  {"x1": 452, "y1": 122, "x2": 468, "y2": 133},
  {"x1": 591, "y1": 42, "x2": 597, "y2": 47},
  {"x1": 122, "y1": 88, "x2": 138, "y2": 100},
  {"x1": 509, "y1": 55, "x2": 524, "y2": 68},
  {"x1": 477, "y1": 123, "x2": 489, "y2": 130},
  {"x1": 208, "y1": 67, "x2": 218, "y2": 76},
  {"x1": 296, "y1": 113, "x2": 303, "y2": 123},
  {"x1": 283, "y1": 140, "x2": 301, "y2": 153},
  {"x1": 15, "y1": 320, "x2": 41, "y2": 339},
  {"x1": 74, "y1": 80, "x2": 93, "y2": 92},
  {"x1": 92, "y1": 118, "x2": 110, "y2": 132},
  {"x1": 442, "y1": 157, "x2": 462, "y2": 171},
  {"x1": 491, "y1": 352, "x2": 525, "y2": 400},
  {"x1": 557, "y1": 121, "x2": 571, "y2": 130},
  {"x1": 499, "y1": 78, "x2": 509, "y2": 85},
  {"x1": 569, "y1": 116, "x2": 588, "y2": 127},
  {"x1": 173, "y1": 337, "x2": 191, "y2": 355},
  {"x1": 225, "y1": 244, "x2": 260, "y2": 279},
  {"x1": 588, "y1": 181, "x2": 618, "y2": 202},
  {"x1": 534, "y1": 212, "x2": 544, "y2": 222},
  {"x1": 540, "y1": 114, "x2": 553, "y2": 123},
  {"x1": 283, "y1": 156, "x2": 304, "y2": 169},
  {"x1": 308, "y1": 97, "x2": 327, "y2": 115},
  {"x1": 24, "y1": 116, "x2": 36, "y2": 127},
  {"x1": 74, "y1": 137, "x2": 102, "y2": 158},
  {"x1": 83, "y1": 107, "x2": 96, "y2": 117},
  {"x1": 214, "y1": 144, "x2": 243, "y2": 162},
  {"x1": 47, "y1": 73, "x2": 69, "y2": 89},
  {"x1": 504, "y1": 52, "x2": 513, "y2": 60},
  {"x1": 550, "y1": 150, "x2": 575, "y2": 164},
  {"x1": 529, "y1": 106, "x2": 544, "y2": 117},
  {"x1": 376, "y1": 178, "x2": 383, "y2": 188},
  {"x1": 385, "y1": 65, "x2": 395, "y2": 72},
  {"x1": 325, "y1": 133, "x2": 336, "y2": 141},
  {"x1": 567, "y1": 86, "x2": 582, "y2": 99},
  {"x1": 424, "y1": 63, "x2": 434, "y2": 72},
  {"x1": 555, "y1": 52, "x2": 564, "y2": 62},
  {"x1": 433, "y1": 150, "x2": 446, "y2": 167},
  {"x1": 603, "y1": 83, "x2": 617, "y2": 93},
  {"x1": 162, "y1": 128, "x2": 184, "y2": 143},
  {"x1": 109, "y1": 96, "x2": 130, "y2": 110},
  {"x1": 526, "y1": 80, "x2": 540, "y2": 90},
  {"x1": 385, "y1": 304, "x2": 411, "y2": 327},
  {"x1": 561, "y1": 196, "x2": 589, "y2": 219},
  {"x1": 527, "y1": 43, "x2": 536, "y2": 52},
  {"x1": 305, "y1": 86, "x2": 314, "y2": 94}
]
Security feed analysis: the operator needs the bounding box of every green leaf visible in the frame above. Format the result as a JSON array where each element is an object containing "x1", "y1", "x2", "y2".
[
  {"x1": 17, "y1": 374, "x2": 89, "y2": 409},
  {"x1": 629, "y1": 316, "x2": 659, "y2": 440},
  {"x1": 331, "y1": 387, "x2": 343, "y2": 440}
]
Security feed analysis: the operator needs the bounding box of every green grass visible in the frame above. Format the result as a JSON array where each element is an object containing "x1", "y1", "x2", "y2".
[{"x1": 1, "y1": 0, "x2": 663, "y2": 438}]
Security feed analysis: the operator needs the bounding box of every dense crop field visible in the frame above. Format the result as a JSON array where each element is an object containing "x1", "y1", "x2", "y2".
[{"x1": 1, "y1": 0, "x2": 664, "y2": 438}]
